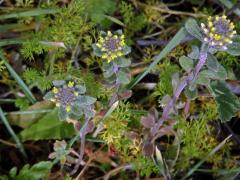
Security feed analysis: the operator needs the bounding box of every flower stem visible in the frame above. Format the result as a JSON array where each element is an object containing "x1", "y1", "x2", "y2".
[{"x1": 151, "y1": 43, "x2": 209, "y2": 136}]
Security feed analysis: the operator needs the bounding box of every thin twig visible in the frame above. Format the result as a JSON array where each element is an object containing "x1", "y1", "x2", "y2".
[
  {"x1": 0, "y1": 138, "x2": 17, "y2": 147},
  {"x1": 224, "y1": 124, "x2": 240, "y2": 145},
  {"x1": 103, "y1": 164, "x2": 133, "y2": 180}
]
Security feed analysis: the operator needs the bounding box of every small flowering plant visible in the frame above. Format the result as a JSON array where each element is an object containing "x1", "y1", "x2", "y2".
[
  {"x1": 93, "y1": 30, "x2": 131, "y2": 86},
  {"x1": 201, "y1": 15, "x2": 236, "y2": 50},
  {"x1": 93, "y1": 30, "x2": 130, "y2": 62},
  {"x1": 44, "y1": 79, "x2": 96, "y2": 121},
  {"x1": 151, "y1": 15, "x2": 240, "y2": 136}
]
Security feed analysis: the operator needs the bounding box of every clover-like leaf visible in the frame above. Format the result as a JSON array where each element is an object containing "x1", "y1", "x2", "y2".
[
  {"x1": 226, "y1": 35, "x2": 240, "y2": 56},
  {"x1": 122, "y1": 45, "x2": 131, "y2": 55},
  {"x1": 75, "y1": 85, "x2": 86, "y2": 94},
  {"x1": 43, "y1": 91, "x2": 54, "y2": 100},
  {"x1": 52, "y1": 80, "x2": 65, "y2": 87},
  {"x1": 209, "y1": 81, "x2": 240, "y2": 122},
  {"x1": 92, "y1": 44, "x2": 104, "y2": 57},
  {"x1": 184, "y1": 85, "x2": 198, "y2": 100},
  {"x1": 188, "y1": 45, "x2": 199, "y2": 59},
  {"x1": 206, "y1": 53, "x2": 220, "y2": 72},
  {"x1": 77, "y1": 96, "x2": 96, "y2": 106},
  {"x1": 114, "y1": 57, "x2": 131, "y2": 67},
  {"x1": 200, "y1": 65, "x2": 227, "y2": 80},
  {"x1": 185, "y1": 18, "x2": 204, "y2": 41},
  {"x1": 116, "y1": 70, "x2": 130, "y2": 84},
  {"x1": 179, "y1": 56, "x2": 194, "y2": 72}
]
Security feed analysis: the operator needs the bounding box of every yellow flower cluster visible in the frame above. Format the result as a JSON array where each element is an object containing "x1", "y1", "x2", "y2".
[
  {"x1": 51, "y1": 81, "x2": 78, "y2": 112},
  {"x1": 201, "y1": 15, "x2": 236, "y2": 49},
  {"x1": 96, "y1": 31, "x2": 125, "y2": 62}
]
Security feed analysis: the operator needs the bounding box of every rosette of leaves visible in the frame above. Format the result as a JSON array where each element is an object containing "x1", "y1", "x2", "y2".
[
  {"x1": 183, "y1": 15, "x2": 240, "y2": 122},
  {"x1": 93, "y1": 30, "x2": 131, "y2": 86},
  {"x1": 44, "y1": 80, "x2": 96, "y2": 121}
]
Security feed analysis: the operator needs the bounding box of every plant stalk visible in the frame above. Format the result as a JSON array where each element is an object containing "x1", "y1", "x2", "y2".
[{"x1": 151, "y1": 43, "x2": 208, "y2": 136}]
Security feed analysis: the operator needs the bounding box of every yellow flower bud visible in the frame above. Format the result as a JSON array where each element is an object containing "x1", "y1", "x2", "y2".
[
  {"x1": 50, "y1": 98, "x2": 56, "y2": 102},
  {"x1": 52, "y1": 87, "x2": 58, "y2": 94},
  {"x1": 74, "y1": 92, "x2": 79, "y2": 96},
  {"x1": 66, "y1": 106, "x2": 71, "y2": 112},
  {"x1": 107, "y1": 31, "x2": 112, "y2": 36},
  {"x1": 68, "y1": 81, "x2": 74, "y2": 88}
]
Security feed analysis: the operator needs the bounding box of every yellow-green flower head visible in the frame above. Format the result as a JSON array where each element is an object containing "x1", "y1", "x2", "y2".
[
  {"x1": 93, "y1": 30, "x2": 131, "y2": 62},
  {"x1": 201, "y1": 15, "x2": 236, "y2": 50},
  {"x1": 51, "y1": 81, "x2": 78, "y2": 112}
]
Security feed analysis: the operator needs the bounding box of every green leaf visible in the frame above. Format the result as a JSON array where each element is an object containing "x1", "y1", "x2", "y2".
[
  {"x1": 52, "y1": 80, "x2": 65, "y2": 87},
  {"x1": 185, "y1": 18, "x2": 204, "y2": 41},
  {"x1": 0, "y1": 107, "x2": 27, "y2": 157},
  {"x1": 184, "y1": 85, "x2": 198, "y2": 100},
  {"x1": 76, "y1": 96, "x2": 96, "y2": 106},
  {"x1": 0, "y1": 8, "x2": 60, "y2": 20},
  {"x1": 0, "y1": 23, "x2": 24, "y2": 32},
  {"x1": 114, "y1": 58, "x2": 131, "y2": 67},
  {"x1": 188, "y1": 45, "x2": 199, "y2": 59},
  {"x1": 0, "y1": 51, "x2": 36, "y2": 103},
  {"x1": 19, "y1": 109, "x2": 75, "y2": 142},
  {"x1": 218, "y1": 0, "x2": 240, "y2": 16},
  {"x1": 7, "y1": 101, "x2": 53, "y2": 128},
  {"x1": 9, "y1": 167, "x2": 17, "y2": 178},
  {"x1": 0, "y1": 39, "x2": 22, "y2": 47},
  {"x1": 122, "y1": 45, "x2": 131, "y2": 55},
  {"x1": 196, "y1": 72, "x2": 210, "y2": 85},
  {"x1": 179, "y1": 56, "x2": 194, "y2": 72},
  {"x1": 200, "y1": 64, "x2": 227, "y2": 80},
  {"x1": 58, "y1": 106, "x2": 68, "y2": 121},
  {"x1": 226, "y1": 35, "x2": 240, "y2": 56},
  {"x1": 127, "y1": 28, "x2": 188, "y2": 89},
  {"x1": 84, "y1": 0, "x2": 116, "y2": 24},
  {"x1": 103, "y1": 15, "x2": 124, "y2": 26},
  {"x1": 209, "y1": 81, "x2": 240, "y2": 122},
  {"x1": 14, "y1": 161, "x2": 53, "y2": 180},
  {"x1": 116, "y1": 70, "x2": 130, "y2": 84},
  {"x1": 75, "y1": 85, "x2": 86, "y2": 94},
  {"x1": 206, "y1": 53, "x2": 220, "y2": 72},
  {"x1": 43, "y1": 91, "x2": 54, "y2": 100},
  {"x1": 92, "y1": 44, "x2": 104, "y2": 57}
]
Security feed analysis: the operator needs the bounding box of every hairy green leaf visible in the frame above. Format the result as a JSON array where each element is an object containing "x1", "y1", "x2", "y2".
[
  {"x1": 209, "y1": 81, "x2": 240, "y2": 122},
  {"x1": 185, "y1": 18, "x2": 204, "y2": 41},
  {"x1": 19, "y1": 109, "x2": 75, "y2": 141},
  {"x1": 179, "y1": 56, "x2": 194, "y2": 72}
]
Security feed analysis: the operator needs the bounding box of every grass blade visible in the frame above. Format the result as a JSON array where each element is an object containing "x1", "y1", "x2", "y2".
[
  {"x1": 181, "y1": 135, "x2": 232, "y2": 180},
  {"x1": 0, "y1": 23, "x2": 24, "y2": 32},
  {"x1": 0, "y1": 8, "x2": 60, "y2": 20},
  {"x1": 0, "y1": 39, "x2": 22, "y2": 47},
  {"x1": 0, "y1": 107, "x2": 27, "y2": 157},
  {"x1": 126, "y1": 27, "x2": 188, "y2": 89},
  {"x1": 218, "y1": 0, "x2": 240, "y2": 16},
  {"x1": 0, "y1": 51, "x2": 36, "y2": 103},
  {"x1": 103, "y1": 15, "x2": 125, "y2": 26}
]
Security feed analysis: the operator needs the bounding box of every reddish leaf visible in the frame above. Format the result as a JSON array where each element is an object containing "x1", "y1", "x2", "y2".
[{"x1": 141, "y1": 114, "x2": 155, "y2": 128}]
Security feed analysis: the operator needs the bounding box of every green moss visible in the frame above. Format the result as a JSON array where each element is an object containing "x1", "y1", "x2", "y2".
[
  {"x1": 133, "y1": 156, "x2": 159, "y2": 177},
  {"x1": 153, "y1": 60, "x2": 180, "y2": 98}
]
